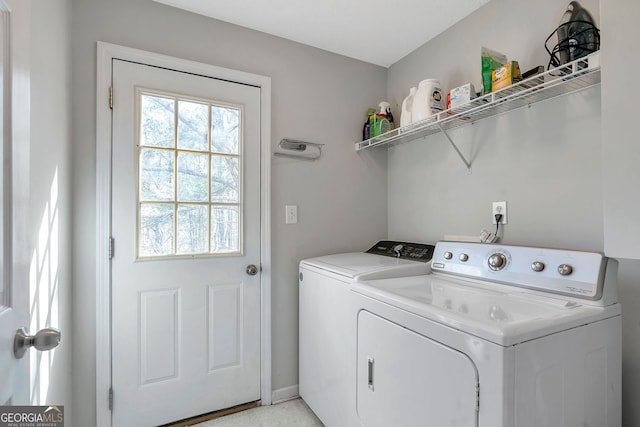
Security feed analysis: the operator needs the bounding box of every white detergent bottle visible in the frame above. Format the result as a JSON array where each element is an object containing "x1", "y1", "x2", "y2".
[
  {"x1": 400, "y1": 86, "x2": 417, "y2": 128},
  {"x1": 411, "y1": 79, "x2": 443, "y2": 123}
]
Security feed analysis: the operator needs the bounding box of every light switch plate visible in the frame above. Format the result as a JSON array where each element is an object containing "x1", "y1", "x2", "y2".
[{"x1": 285, "y1": 205, "x2": 298, "y2": 224}]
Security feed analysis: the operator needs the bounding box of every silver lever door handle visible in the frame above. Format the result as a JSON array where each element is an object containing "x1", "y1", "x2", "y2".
[{"x1": 14, "y1": 327, "x2": 61, "y2": 359}]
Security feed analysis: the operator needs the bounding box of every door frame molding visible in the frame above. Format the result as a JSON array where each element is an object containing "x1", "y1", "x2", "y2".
[{"x1": 95, "y1": 42, "x2": 272, "y2": 427}]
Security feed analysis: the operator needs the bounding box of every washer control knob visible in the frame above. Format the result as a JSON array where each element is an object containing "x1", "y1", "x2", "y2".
[
  {"x1": 557, "y1": 264, "x2": 573, "y2": 276},
  {"x1": 459, "y1": 253, "x2": 469, "y2": 262},
  {"x1": 444, "y1": 251, "x2": 453, "y2": 260},
  {"x1": 488, "y1": 253, "x2": 507, "y2": 271},
  {"x1": 531, "y1": 261, "x2": 545, "y2": 272}
]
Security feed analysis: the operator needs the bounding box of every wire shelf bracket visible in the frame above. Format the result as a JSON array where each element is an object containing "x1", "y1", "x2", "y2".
[{"x1": 436, "y1": 122, "x2": 471, "y2": 173}]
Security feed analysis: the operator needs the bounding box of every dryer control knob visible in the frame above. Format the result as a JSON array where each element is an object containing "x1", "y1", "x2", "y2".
[
  {"x1": 459, "y1": 253, "x2": 469, "y2": 262},
  {"x1": 444, "y1": 251, "x2": 453, "y2": 260},
  {"x1": 488, "y1": 253, "x2": 507, "y2": 271},
  {"x1": 531, "y1": 261, "x2": 545, "y2": 272},
  {"x1": 557, "y1": 264, "x2": 573, "y2": 276}
]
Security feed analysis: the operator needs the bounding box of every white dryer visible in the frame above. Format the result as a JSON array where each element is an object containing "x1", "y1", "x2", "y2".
[
  {"x1": 350, "y1": 241, "x2": 621, "y2": 427},
  {"x1": 299, "y1": 241, "x2": 435, "y2": 427}
]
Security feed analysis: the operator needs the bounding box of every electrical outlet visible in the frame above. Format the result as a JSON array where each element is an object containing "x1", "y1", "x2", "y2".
[
  {"x1": 492, "y1": 201, "x2": 507, "y2": 224},
  {"x1": 285, "y1": 205, "x2": 298, "y2": 224}
]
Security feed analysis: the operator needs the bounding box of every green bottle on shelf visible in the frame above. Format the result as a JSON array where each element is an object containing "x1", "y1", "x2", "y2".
[{"x1": 371, "y1": 101, "x2": 391, "y2": 137}]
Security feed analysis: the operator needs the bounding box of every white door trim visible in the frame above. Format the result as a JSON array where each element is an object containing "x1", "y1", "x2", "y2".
[{"x1": 95, "y1": 42, "x2": 272, "y2": 427}]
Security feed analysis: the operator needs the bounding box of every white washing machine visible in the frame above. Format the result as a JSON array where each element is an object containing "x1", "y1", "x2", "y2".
[
  {"x1": 299, "y1": 241, "x2": 435, "y2": 427},
  {"x1": 350, "y1": 241, "x2": 622, "y2": 427}
]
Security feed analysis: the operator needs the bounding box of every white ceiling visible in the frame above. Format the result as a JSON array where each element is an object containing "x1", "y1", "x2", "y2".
[{"x1": 152, "y1": 0, "x2": 492, "y2": 67}]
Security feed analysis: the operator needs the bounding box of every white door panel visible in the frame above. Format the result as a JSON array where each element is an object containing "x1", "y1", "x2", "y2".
[
  {"x1": 111, "y1": 59, "x2": 261, "y2": 427},
  {"x1": 0, "y1": 0, "x2": 29, "y2": 406}
]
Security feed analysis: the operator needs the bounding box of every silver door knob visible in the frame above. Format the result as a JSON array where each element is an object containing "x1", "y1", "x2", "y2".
[
  {"x1": 14, "y1": 327, "x2": 61, "y2": 359},
  {"x1": 246, "y1": 264, "x2": 259, "y2": 276}
]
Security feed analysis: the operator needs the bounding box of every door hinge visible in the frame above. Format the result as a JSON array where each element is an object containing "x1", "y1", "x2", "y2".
[
  {"x1": 475, "y1": 382, "x2": 480, "y2": 412},
  {"x1": 109, "y1": 87, "x2": 113, "y2": 109},
  {"x1": 109, "y1": 237, "x2": 115, "y2": 260},
  {"x1": 108, "y1": 387, "x2": 113, "y2": 411}
]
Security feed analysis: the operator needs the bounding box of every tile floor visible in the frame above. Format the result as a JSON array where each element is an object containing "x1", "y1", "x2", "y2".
[{"x1": 194, "y1": 398, "x2": 324, "y2": 427}]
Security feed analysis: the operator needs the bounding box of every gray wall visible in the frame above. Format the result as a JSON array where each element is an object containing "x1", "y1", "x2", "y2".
[
  {"x1": 600, "y1": 0, "x2": 640, "y2": 423},
  {"x1": 70, "y1": 0, "x2": 387, "y2": 425},
  {"x1": 386, "y1": 0, "x2": 640, "y2": 425},
  {"x1": 601, "y1": 0, "x2": 640, "y2": 260},
  {"x1": 387, "y1": 0, "x2": 602, "y2": 248},
  {"x1": 30, "y1": 0, "x2": 73, "y2": 413}
]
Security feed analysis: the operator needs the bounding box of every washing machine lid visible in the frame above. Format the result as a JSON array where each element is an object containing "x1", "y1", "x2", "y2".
[
  {"x1": 352, "y1": 274, "x2": 621, "y2": 346},
  {"x1": 300, "y1": 252, "x2": 431, "y2": 281}
]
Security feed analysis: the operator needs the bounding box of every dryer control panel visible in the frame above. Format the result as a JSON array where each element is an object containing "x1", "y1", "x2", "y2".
[
  {"x1": 366, "y1": 241, "x2": 435, "y2": 262},
  {"x1": 431, "y1": 241, "x2": 617, "y2": 305}
]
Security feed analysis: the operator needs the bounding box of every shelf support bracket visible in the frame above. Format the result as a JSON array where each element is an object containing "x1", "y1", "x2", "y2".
[{"x1": 437, "y1": 123, "x2": 472, "y2": 173}]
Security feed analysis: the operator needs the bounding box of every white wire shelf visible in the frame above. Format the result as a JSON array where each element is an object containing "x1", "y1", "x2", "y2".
[{"x1": 355, "y1": 52, "x2": 601, "y2": 168}]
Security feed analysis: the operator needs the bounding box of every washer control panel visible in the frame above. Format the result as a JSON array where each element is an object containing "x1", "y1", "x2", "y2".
[
  {"x1": 431, "y1": 241, "x2": 608, "y2": 301},
  {"x1": 365, "y1": 240, "x2": 435, "y2": 263}
]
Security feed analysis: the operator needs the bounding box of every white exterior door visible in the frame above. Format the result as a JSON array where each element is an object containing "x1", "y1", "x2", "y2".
[{"x1": 111, "y1": 59, "x2": 262, "y2": 426}]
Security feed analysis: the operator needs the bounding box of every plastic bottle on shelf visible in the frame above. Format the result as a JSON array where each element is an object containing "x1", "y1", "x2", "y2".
[
  {"x1": 386, "y1": 106, "x2": 395, "y2": 130},
  {"x1": 362, "y1": 108, "x2": 376, "y2": 141},
  {"x1": 372, "y1": 102, "x2": 391, "y2": 137},
  {"x1": 400, "y1": 86, "x2": 417, "y2": 128},
  {"x1": 411, "y1": 79, "x2": 443, "y2": 123},
  {"x1": 370, "y1": 111, "x2": 380, "y2": 138}
]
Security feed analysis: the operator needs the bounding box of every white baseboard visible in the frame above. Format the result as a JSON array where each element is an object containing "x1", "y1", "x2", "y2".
[{"x1": 271, "y1": 384, "x2": 299, "y2": 404}]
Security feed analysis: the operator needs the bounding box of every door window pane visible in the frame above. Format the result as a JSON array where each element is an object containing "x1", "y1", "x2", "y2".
[
  {"x1": 139, "y1": 203, "x2": 174, "y2": 257},
  {"x1": 140, "y1": 148, "x2": 175, "y2": 201},
  {"x1": 177, "y1": 152, "x2": 208, "y2": 202},
  {"x1": 178, "y1": 100, "x2": 208, "y2": 151},
  {"x1": 140, "y1": 95, "x2": 175, "y2": 148},
  {"x1": 211, "y1": 156, "x2": 239, "y2": 203},
  {"x1": 211, "y1": 206, "x2": 239, "y2": 254},
  {"x1": 211, "y1": 106, "x2": 240, "y2": 154},
  {"x1": 137, "y1": 90, "x2": 242, "y2": 258},
  {"x1": 177, "y1": 204, "x2": 208, "y2": 254}
]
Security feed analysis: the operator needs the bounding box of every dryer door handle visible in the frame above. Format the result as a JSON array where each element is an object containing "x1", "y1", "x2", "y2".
[{"x1": 367, "y1": 356, "x2": 375, "y2": 391}]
